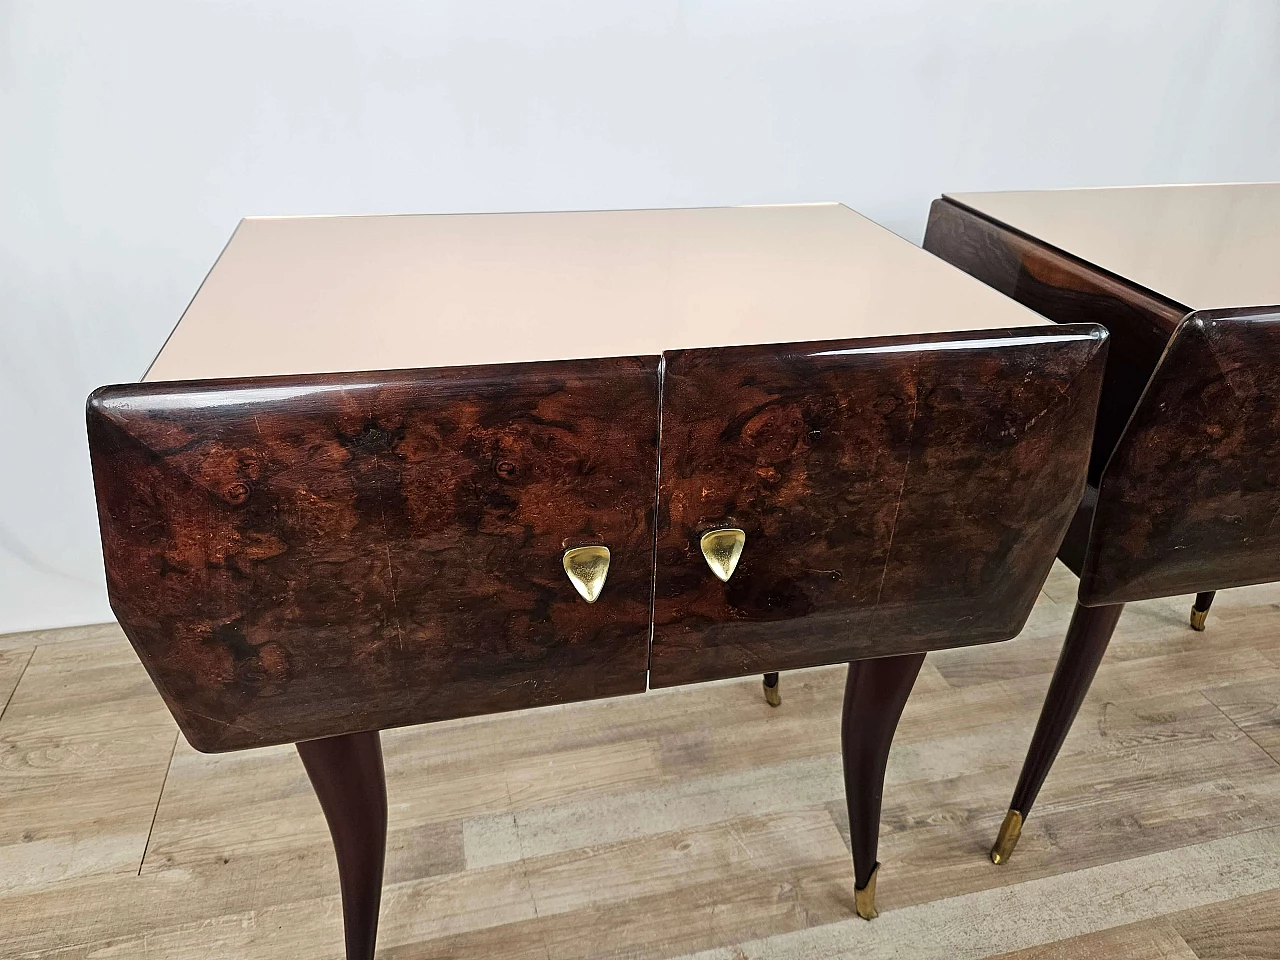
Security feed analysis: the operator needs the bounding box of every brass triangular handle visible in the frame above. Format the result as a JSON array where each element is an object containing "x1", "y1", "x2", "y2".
[
  {"x1": 700, "y1": 528, "x2": 745, "y2": 582},
  {"x1": 562, "y1": 545, "x2": 611, "y2": 603}
]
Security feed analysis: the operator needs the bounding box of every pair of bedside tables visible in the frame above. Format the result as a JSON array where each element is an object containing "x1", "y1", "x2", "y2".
[
  {"x1": 926, "y1": 185, "x2": 1280, "y2": 864},
  {"x1": 87, "y1": 186, "x2": 1280, "y2": 958}
]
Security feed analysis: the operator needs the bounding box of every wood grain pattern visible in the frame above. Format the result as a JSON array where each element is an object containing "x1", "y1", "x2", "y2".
[
  {"x1": 1172, "y1": 886, "x2": 1280, "y2": 960},
  {"x1": 992, "y1": 886, "x2": 1280, "y2": 960},
  {"x1": 650, "y1": 327, "x2": 1108, "y2": 685},
  {"x1": 923, "y1": 198, "x2": 1186, "y2": 485},
  {"x1": 0, "y1": 634, "x2": 177, "y2": 898},
  {"x1": 1202, "y1": 678, "x2": 1280, "y2": 765},
  {"x1": 0, "y1": 646, "x2": 32, "y2": 720},
  {"x1": 928, "y1": 193, "x2": 1280, "y2": 876},
  {"x1": 988, "y1": 919, "x2": 1199, "y2": 960},
  {"x1": 926, "y1": 200, "x2": 1280, "y2": 608},
  {"x1": 1080, "y1": 308, "x2": 1280, "y2": 605},
  {"x1": 87, "y1": 357, "x2": 660, "y2": 752}
]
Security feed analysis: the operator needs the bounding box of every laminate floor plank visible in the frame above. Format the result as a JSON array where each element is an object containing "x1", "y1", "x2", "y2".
[
  {"x1": 0, "y1": 635, "x2": 176, "y2": 897},
  {"x1": 1201, "y1": 679, "x2": 1280, "y2": 765},
  {"x1": 984, "y1": 919, "x2": 1197, "y2": 960},
  {"x1": 989, "y1": 883, "x2": 1280, "y2": 960},
  {"x1": 3, "y1": 564, "x2": 1280, "y2": 958},
  {"x1": 1174, "y1": 885, "x2": 1280, "y2": 959},
  {"x1": 0, "y1": 621, "x2": 128, "y2": 653},
  {"x1": 0, "y1": 645, "x2": 33, "y2": 720},
  {"x1": 668, "y1": 826, "x2": 1280, "y2": 960}
]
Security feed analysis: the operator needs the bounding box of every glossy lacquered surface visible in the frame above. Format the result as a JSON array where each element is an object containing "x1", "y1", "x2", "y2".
[
  {"x1": 1081, "y1": 309, "x2": 1280, "y2": 605},
  {"x1": 946, "y1": 183, "x2": 1280, "y2": 311},
  {"x1": 649, "y1": 326, "x2": 1109, "y2": 686},
  {"x1": 296, "y1": 732, "x2": 386, "y2": 960},
  {"x1": 930, "y1": 185, "x2": 1280, "y2": 868},
  {"x1": 83, "y1": 200, "x2": 1118, "y2": 945},
  {"x1": 923, "y1": 198, "x2": 1182, "y2": 483},
  {"x1": 88, "y1": 357, "x2": 659, "y2": 751},
  {"x1": 1006, "y1": 602, "x2": 1125, "y2": 820},
  {"x1": 842, "y1": 653, "x2": 925, "y2": 897},
  {"x1": 926, "y1": 198, "x2": 1280, "y2": 607},
  {"x1": 144, "y1": 204, "x2": 1045, "y2": 382}
]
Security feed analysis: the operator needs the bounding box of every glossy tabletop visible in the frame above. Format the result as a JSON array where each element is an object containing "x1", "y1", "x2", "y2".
[
  {"x1": 947, "y1": 183, "x2": 1280, "y2": 312},
  {"x1": 146, "y1": 203, "x2": 1045, "y2": 382}
]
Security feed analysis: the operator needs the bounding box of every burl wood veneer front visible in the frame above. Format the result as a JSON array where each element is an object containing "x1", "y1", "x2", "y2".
[
  {"x1": 88, "y1": 357, "x2": 659, "y2": 752},
  {"x1": 1080, "y1": 308, "x2": 1280, "y2": 605},
  {"x1": 90, "y1": 203, "x2": 1084, "y2": 753},
  {"x1": 923, "y1": 198, "x2": 1183, "y2": 483},
  {"x1": 650, "y1": 326, "x2": 1108, "y2": 685}
]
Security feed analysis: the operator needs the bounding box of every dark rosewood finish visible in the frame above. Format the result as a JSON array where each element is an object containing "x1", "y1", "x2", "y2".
[
  {"x1": 296, "y1": 731, "x2": 387, "y2": 960},
  {"x1": 928, "y1": 193, "x2": 1280, "y2": 864},
  {"x1": 923, "y1": 198, "x2": 1185, "y2": 484},
  {"x1": 1006, "y1": 602, "x2": 1124, "y2": 820},
  {"x1": 927, "y1": 202, "x2": 1280, "y2": 604},
  {"x1": 87, "y1": 308, "x2": 1113, "y2": 928},
  {"x1": 83, "y1": 199, "x2": 1128, "y2": 943},
  {"x1": 649, "y1": 327, "x2": 1108, "y2": 686},
  {"x1": 88, "y1": 357, "x2": 660, "y2": 751},
  {"x1": 842, "y1": 652, "x2": 925, "y2": 914},
  {"x1": 1080, "y1": 309, "x2": 1280, "y2": 604}
]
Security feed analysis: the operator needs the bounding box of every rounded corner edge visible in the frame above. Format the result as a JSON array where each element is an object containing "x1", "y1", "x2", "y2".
[{"x1": 85, "y1": 383, "x2": 130, "y2": 418}]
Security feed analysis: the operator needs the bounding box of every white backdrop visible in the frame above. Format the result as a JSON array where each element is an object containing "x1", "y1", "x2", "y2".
[{"x1": 3, "y1": 0, "x2": 1279, "y2": 633}]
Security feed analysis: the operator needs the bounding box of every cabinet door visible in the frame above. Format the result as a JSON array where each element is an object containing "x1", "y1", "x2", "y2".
[
  {"x1": 651, "y1": 327, "x2": 1107, "y2": 686},
  {"x1": 89, "y1": 357, "x2": 659, "y2": 751}
]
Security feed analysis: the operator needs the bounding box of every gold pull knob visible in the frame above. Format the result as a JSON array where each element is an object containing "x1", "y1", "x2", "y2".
[
  {"x1": 563, "y1": 545, "x2": 611, "y2": 603},
  {"x1": 700, "y1": 528, "x2": 745, "y2": 582}
]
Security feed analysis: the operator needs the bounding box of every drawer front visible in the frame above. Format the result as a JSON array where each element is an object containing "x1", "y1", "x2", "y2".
[
  {"x1": 1081, "y1": 308, "x2": 1280, "y2": 605},
  {"x1": 650, "y1": 327, "x2": 1107, "y2": 686},
  {"x1": 89, "y1": 357, "x2": 659, "y2": 751}
]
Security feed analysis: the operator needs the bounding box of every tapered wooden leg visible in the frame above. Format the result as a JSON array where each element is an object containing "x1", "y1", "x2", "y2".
[
  {"x1": 762, "y1": 672, "x2": 781, "y2": 706},
  {"x1": 1190, "y1": 591, "x2": 1215, "y2": 631},
  {"x1": 296, "y1": 731, "x2": 387, "y2": 960},
  {"x1": 841, "y1": 652, "x2": 925, "y2": 920},
  {"x1": 991, "y1": 602, "x2": 1124, "y2": 865}
]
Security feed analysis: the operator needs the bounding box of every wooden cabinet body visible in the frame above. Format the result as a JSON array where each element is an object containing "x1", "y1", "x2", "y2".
[
  {"x1": 926, "y1": 183, "x2": 1280, "y2": 867},
  {"x1": 83, "y1": 204, "x2": 1111, "y2": 949},
  {"x1": 90, "y1": 320, "x2": 1106, "y2": 750},
  {"x1": 925, "y1": 190, "x2": 1280, "y2": 605}
]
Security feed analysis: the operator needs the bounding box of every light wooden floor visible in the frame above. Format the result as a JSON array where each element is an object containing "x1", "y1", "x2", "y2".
[{"x1": 4, "y1": 562, "x2": 1280, "y2": 959}]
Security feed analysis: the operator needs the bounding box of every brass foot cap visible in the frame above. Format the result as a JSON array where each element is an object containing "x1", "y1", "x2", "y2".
[
  {"x1": 990, "y1": 809, "x2": 1023, "y2": 865},
  {"x1": 763, "y1": 676, "x2": 781, "y2": 707},
  {"x1": 854, "y1": 863, "x2": 880, "y2": 920},
  {"x1": 1189, "y1": 607, "x2": 1208, "y2": 631}
]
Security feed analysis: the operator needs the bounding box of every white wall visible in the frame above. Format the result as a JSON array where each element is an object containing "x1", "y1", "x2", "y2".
[{"x1": 3, "y1": 0, "x2": 1279, "y2": 633}]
